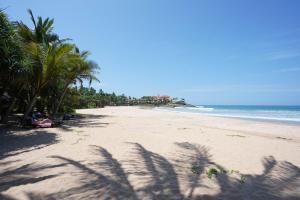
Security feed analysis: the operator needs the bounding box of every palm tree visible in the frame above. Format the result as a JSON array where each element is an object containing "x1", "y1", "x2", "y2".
[
  {"x1": 51, "y1": 48, "x2": 100, "y2": 116},
  {"x1": 1, "y1": 9, "x2": 100, "y2": 122},
  {"x1": 16, "y1": 9, "x2": 73, "y2": 121},
  {"x1": 16, "y1": 9, "x2": 59, "y2": 44},
  {"x1": 22, "y1": 42, "x2": 75, "y2": 120}
]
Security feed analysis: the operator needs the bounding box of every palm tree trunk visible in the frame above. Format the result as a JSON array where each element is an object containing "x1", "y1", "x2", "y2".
[
  {"x1": 52, "y1": 82, "x2": 70, "y2": 116},
  {"x1": 1, "y1": 85, "x2": 26, "y2": 124},
  {"x1": 22, "y1": 93, "x2": 38, "y2": 122},
  {"x1": 1, "y1": 97, "x2": 17, "y2": 123}
]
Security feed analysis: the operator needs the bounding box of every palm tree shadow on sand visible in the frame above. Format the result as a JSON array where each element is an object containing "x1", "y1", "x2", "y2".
[
  {"x1": 0, "y1": 128, "x2": 62, "y2": 200},
  {"x1": 58, "y1": 114, "x2": 110, "y2": 132},
  {"x1": 0, "y1": 128, "x2": 58, "y2": 159},
  {"x1": 4, "y1": 142, "x2": 300, "y2": 200}
]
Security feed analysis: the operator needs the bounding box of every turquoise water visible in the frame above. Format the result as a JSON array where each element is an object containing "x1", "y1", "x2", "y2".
[{"x1": 156, "y1": 105, "x2": 300, "y2": 123}]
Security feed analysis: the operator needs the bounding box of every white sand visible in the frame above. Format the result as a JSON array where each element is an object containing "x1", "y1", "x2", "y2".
[{"x1": 1, "y1": 106, "x2": 300, "y2": 199}]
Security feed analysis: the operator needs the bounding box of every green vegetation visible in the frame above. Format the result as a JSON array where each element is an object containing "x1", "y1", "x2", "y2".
[
  {"x1": 62, "y1": 87, "x2": 187, "y2": 111},
  {"x1": 191, "y1": 163, "x2": 202, "y2": 174},
  {"x1": 206, "y1": 167, "x2": 219, "y2": 178},
  {"x1": 191, "y1": 165, "x2": 247, "y2": 184},
  {"x1": 0, "y1": 9, "x2": 99, "y2": 123},
  {"x1": 240, "y1": 175, "x2": 246, "y2": 184},
  {"x1": 63, "y1": 87, "x2": 130, "y2": 110}
]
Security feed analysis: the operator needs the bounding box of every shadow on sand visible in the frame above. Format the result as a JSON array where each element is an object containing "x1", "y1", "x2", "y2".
[
  {"x1": 0, "y1": 127, "x2": 62, "y2": 199},
  {"x1": 58, "y1": 114, "x2": 110, "y2": 132},
  {"x1": 0, "y1": 161, "x2": 68, "y2": 200},
  {"x1": 0, "y1": 128, "x2": 58, "y2": 159},
  {"x1": 1, "y1": 142, "x2": 297, "y2": 200}
]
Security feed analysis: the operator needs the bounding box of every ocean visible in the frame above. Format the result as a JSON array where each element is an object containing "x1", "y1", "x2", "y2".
[{"x1": 156, "y1": 105, "x2": 300, "y2": 123}]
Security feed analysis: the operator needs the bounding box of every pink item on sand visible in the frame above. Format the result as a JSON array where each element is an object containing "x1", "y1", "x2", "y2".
[{"x1": 32, "y1": 118, "x2": 53, "y2": 128}]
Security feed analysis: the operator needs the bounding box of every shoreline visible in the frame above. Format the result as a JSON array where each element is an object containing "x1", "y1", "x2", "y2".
[{"x1": 154, "y1": 105, "x2": 300, "y2": 125}]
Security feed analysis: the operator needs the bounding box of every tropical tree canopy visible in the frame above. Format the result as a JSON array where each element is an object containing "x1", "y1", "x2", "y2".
[{"x1": 0, "y1": 9, "x2": 100, "y2": 123}]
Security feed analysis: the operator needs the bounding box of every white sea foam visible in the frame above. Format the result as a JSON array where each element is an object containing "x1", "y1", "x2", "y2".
[
  {"x1": 154, "y1": 106, "x2": 300, "y2": 123},
  {"x1": 202, "y1": 113, "x2": 300, "y2": 122},
  {"x1": 187, "y1": 107, "x2": 214, "y2": 111}
]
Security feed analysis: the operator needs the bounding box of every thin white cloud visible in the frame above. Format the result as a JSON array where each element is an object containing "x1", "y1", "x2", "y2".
[
  {"x1": 274, "y1": 67, "x2": 300, "y2": 73},
  {"x1": 266, "y1": 51, "x2": 300, "y2": 61},
  {"x1": 183, "y1": 84, "x2": 300, "y2": 93}
]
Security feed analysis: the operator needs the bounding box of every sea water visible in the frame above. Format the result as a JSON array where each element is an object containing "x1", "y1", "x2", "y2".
[{"x1": 156, "y1": 105, "x2": 300, "y2": 123}]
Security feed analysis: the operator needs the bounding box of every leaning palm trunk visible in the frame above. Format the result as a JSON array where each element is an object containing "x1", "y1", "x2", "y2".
[
  {"x1": 22, "y1": 93, "x2": 38, "y2": 122},
  {"x1": 52, "y1": 82, "x2": 71, "y2": 117}
]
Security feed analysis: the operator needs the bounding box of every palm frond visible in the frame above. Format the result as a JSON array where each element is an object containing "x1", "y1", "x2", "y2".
[{"x1": 27, "y1": 9, "x2": 36, "y2": 29}]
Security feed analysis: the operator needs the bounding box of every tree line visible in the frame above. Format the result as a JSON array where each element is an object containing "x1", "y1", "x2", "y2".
[{"x1": 63, "y1": 86, "x2": 186, "y2": 110}]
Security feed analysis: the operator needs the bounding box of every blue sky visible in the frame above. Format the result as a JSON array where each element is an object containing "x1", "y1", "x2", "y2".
[{"x1": 2, "y1": 0, "x2": 300, "y2": 105}]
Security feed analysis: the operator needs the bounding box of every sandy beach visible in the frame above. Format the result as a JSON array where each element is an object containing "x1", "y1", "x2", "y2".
[{"x1": 1, "y1": 106, "x2": 300, "y2": 199}]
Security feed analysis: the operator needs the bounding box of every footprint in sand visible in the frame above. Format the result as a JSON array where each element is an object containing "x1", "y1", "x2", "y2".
[
  {"x1": 226, "y1": 134, "x2": 246, "y2": 138},
  {"x1": 178, "y1": 127, "x2": 190, "y2": 130},
  {"x1": 276, "y1": 136, "x2": 292, "y2": 141}
]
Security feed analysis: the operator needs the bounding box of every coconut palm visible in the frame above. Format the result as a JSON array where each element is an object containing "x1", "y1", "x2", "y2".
[
  {"x1": 15, "y1": 9, "x2": 74, "y2": 121},
  {"x1": 51, "y1": 48, "x2": 100, "y2": 116},
  {"x1": 22, "y1": 42, "x2": 75, "y2": 120},
  {"x1": 1, "y1": 9, "x2": 100, "y2": 123},
  {"x1": 16, "y1": 9, "x2": 59, "y2": 44}
]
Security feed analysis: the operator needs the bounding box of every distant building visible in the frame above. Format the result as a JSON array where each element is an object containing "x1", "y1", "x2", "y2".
[
  {"x1": 172, "y1": 98, "x2": 186, "y2": 105},
  {"x1": 152, "y1": 95, "x2": 171, "y2": 103}
]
